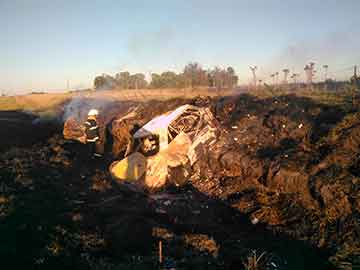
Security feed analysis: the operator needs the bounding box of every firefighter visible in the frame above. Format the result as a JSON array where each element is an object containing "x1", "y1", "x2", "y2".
[{"x1": 85, "y1": 109, "x2": 102, "y2": 158}]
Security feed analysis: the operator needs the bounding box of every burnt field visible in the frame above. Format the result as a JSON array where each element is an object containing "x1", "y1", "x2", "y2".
[{"x1": 0, "y1": 94, "x2": 359, "y2": 270}]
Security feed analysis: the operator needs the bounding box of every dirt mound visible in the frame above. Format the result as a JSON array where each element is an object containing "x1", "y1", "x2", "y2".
[{"x1": 189, "y1": 94, "x2": 359, "y2": 268}]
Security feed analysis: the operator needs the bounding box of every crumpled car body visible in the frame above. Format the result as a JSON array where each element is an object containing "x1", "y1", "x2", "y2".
[{"x1": 110, "y1": 104, "x2": 219, "y2": 190}]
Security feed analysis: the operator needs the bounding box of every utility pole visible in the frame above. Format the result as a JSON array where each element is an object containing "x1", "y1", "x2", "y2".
[{"x1": 249, "y1": 66, "x2": 257, "y2": 90}]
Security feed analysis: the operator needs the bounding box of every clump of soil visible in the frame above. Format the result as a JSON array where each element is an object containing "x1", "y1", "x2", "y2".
[{"x1": 0, "y1": 94, "x2": 359, "y2": 269}]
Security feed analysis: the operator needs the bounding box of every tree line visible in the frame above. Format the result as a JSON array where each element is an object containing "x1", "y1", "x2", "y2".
[{"x1": 93, "y1": 62, "x2": 238, "y2": 90}]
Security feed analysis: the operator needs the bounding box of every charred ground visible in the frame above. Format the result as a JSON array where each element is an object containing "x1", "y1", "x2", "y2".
[{"x1": 0, "y1": 93, "x2": 359, "y2": 269}]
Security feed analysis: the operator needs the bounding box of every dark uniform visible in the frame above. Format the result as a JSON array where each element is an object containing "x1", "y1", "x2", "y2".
[{"x1": 84, "y1": 118, "x2": 101, "y2": 157}]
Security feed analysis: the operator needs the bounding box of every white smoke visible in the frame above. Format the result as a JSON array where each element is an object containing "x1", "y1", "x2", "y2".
[{"x1": 62, "y1": 95, "x2": 114, "y2": 122}]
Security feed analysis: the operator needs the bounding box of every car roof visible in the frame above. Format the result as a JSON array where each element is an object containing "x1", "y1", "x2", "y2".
[{"x1": 133, "y1": 104, "x2": 199, "y2": 138}]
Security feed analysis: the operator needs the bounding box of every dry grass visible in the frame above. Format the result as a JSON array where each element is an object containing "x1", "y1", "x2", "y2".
[
  {"x1": 0, "y1": 88, "x2": 234, "y2": 115},
  {"x1": 1, "y1": 86, "x2": 356, "y2": 117},
  {"x1": 88, "y1": 87, "x2": 235, "y2": 101},
  {"x1": 242, "y1": 250, "x2": 268, "y2": 270},
  {"x1": 0, "y1": 92, "x2": 72, "y2": 116}
]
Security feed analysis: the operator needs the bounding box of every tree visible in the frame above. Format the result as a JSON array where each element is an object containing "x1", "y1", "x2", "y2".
[
  {"x1": 94, "y1": 62, "x2": 238, "y2": 90},
  {"x1": 226, "y1": 66, "x2": 238, "y2": 88},
  {"x1": 114, "y1": 71, "x2": 147, "y2": 89},
  {"x1": 209, "y1": 67, "x2": 224, "y2": 89},
  {"x1": 282, "y1": 69, "x2": 290, "y2": 84},
  {"x1": 94, "y1": 76, "x2": 106, "y2": 90},
  {"x1": 183, "y1": 62, "x2": 208, "y2": 88},
  {"x1": 160, "y1": 71, "x2": 178, "y2": 88},
  {"x1": 94, "y1": 74, "x2": 116, "y2": 90},
  {"x1": 115, "y1": 72, "x2": 130, "y2": 89},
  {"x1": 149, "y1": 73, "x2": 163, "y2": 88},
  {"x1": 129, "y1": 73, "x2": 147, "y2": 89},
  {"x1": 304, "y1": 62, "x2": 315, "y2": 88},
  {"x1": 209, "y1": 66, "x2": 238, "y2": 89},
  {"x1": 149, "y1": 71, "x2": 185, "y2": 88}
]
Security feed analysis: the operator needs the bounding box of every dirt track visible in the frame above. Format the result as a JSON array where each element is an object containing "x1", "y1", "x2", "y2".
[{"x1": 0, "y1": 94, "x2": 359, "y2": 269}]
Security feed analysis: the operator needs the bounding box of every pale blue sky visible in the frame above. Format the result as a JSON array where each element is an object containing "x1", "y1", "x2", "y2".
[{"x1": 1, "y1": 0, "x2": 359, "y2": 93}]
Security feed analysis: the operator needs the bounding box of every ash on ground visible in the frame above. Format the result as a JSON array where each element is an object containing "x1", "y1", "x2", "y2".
[{"x1": 0, "y1": 94, "x2": 359, "y2": 270}]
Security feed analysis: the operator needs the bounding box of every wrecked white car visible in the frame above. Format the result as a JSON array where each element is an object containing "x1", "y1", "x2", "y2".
[{"x1": 110, "y1": 104, "x2": 219, "y2": 190}]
